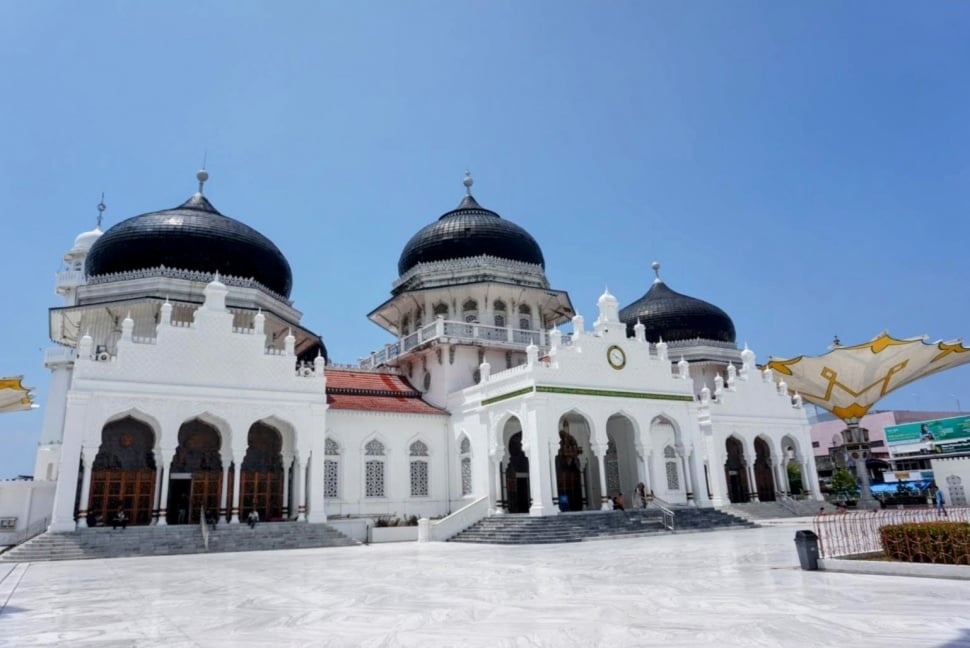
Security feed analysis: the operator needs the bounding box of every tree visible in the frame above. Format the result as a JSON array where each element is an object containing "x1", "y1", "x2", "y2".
[
  {"x1": 787, "y1": 462, "x2": 803, "y2": 494},
  {"x1": 829, "y1": 467, "x2": 859, "y2": 501}
]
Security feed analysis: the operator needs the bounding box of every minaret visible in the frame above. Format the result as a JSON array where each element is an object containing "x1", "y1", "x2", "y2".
[{"x1": 36, "y1": 197, "x2": 106, "y2": 480}]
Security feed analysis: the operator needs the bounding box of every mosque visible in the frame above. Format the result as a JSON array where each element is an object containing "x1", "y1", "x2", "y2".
[{"x1": 36, "y1": 171, "x2": 821, "y2": 534}]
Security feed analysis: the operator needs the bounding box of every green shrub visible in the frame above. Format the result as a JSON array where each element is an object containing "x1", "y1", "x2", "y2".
[{"x1": 879, "y1": 522, "x2": 970, "y2": 565}]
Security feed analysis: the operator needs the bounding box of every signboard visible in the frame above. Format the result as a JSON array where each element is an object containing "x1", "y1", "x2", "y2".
[{"x1": 885, "y1": 415, "x2": 970, "y2": 446}]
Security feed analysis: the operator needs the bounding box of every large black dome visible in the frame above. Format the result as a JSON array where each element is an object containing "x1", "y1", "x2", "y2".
[
  {"x1": 619, "y1": 278, "x2": 736, "y2": 344},
  {"x1": 397, "y1": 193, "x2": 545, "y2": 275},
  {"x1": 85, "y1": 192, "x2": 293, "y2": 298}
]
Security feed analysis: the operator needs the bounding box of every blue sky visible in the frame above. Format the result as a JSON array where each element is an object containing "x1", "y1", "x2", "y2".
[{"x1": 1, "y1": 2, "x2": 969, "y2": 478}]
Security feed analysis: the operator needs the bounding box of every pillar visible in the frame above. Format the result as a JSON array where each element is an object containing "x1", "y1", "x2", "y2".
[
  {"x1": 48, "y1": 395, "x2": 89, "y2": 533},
  {"x1": 230, "y1": 454, "x2": 243, "y2": 524},
  {"x1": 775, "y1": 460, "x2": 788, "y2": 497},
  {"x1": 151, "y1": 464, "x2": 164, "y2": 525},
  {"x1": 678, "y1": 446, "x2": 695, "y2": 507},
  {"x1": 592, "y1": 442, "x2": 610, "y2": 509},
  {"x1": 526, "y1": 409, "x2": 555, "y2": 517},
  {"x1": 492, "y1": 457, "x2": 506, "y2": 514},
  {"x1": 155, "y1": 448, "x2": 175, "y2": 526},
  {"x1": 306, "y1": 410, "x2": 328, "y2": 524},
  {"x1": 293, "y1": 456, "x2": 307, "y2": 522},
  {"x1": 281, "y1": 458, "x2": 291, "y2": 519},
  {"x1": 219, "y1": 463, "x2": 230, "y2": 524},
  {"x1": 76, "y1": 448, "x2": 94, "y2": 527}
]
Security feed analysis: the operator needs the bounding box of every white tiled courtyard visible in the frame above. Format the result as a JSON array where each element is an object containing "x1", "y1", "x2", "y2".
[{"x1": 1, "y1": 523, "x2": 968, "y2": 647}]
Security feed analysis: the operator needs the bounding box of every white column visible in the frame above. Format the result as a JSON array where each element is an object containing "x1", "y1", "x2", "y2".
[
  {"x1": 75, "y1": 448, "x2": 94, "y2": 527},
  {"x1": 306, "y1": 408, "x2": 328, "y2": 523},
  {"x1": 678, "y1": 446, "x2": 695, "y2": 507},
  {"x1": 219, "y1": 464, "x2": 230, "y2": 525},
  {"x1": 293, "y1": 456, "x2": 307, "y2": 522},
  {"x1": 634, "y1": 443, "x2": 650, "y2": 500},
  {"x1": 592, "y1": 442, "x2": 610, "y2": 509},
  {"x1": 49, "y1": 395, "x2": 89, "y2": 533},
  {"x1": 775, "y1": 460, "x2": 788, "y2": 497},
  {"x1": 281, "y1": 459, "x2": 291, "y2": 519},
  {"x1": 155, "y1": 448, "x2": 175, "y2": 526},
  {"x1": 491, "y1": 456, "x2": 506, "y2": 514},
  {"x1": 151, "y1": 464, "x2": 164, "y2": 525},
  {"x1": 526, "y1": 408, "x2": 555, "y2": 517},
  {"x1": 747, "y1": 463, "x2": 760, "y2": 502},
  {"x1": 230, "y1": 454, "x2": 243, "y2": 524}
]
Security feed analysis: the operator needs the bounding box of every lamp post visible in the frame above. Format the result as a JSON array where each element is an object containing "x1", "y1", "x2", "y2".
[
  {"x1": 951, "y1": 394, "x2": 962, "y2": 412},
  {"x1": 841, "y1": 419, "x2": 876, "y2": 509}
]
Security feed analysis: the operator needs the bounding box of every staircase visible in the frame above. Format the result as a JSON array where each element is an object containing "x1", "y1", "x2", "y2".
[
  {"x1": 449, "y1": 508, "x2": 754, "y2": 545},
  {"x1": 1, "y1": 522, "x2": 357, "y2": 562},
  {"x1": 719, "y1": 499, "x2": 824, "y2": 522}
]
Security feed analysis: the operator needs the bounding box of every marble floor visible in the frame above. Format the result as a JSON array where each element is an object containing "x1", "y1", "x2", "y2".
[{"x1": 0, "y1": 523, "x2": 968, "y2": 648}]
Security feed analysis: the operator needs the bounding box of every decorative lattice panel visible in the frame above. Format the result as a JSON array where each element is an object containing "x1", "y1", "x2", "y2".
[
  {"x1": 410, "y1": 460, "x2": 429, "y2": 497},
  {"x1": 325, "y1": 439, "x2": 339, "y2": 456},
  {"x1": 324, "y1": 459, "x2": 339, "y2": 499},
  {"x1": 410, "y1": 440, "x2": 429, "y2": 457},
  {"x1": 461, "y1": 457, "x2": 472, "y2": 495},
  {"x1": 365, "y1": 460, "x2": 384, "y2": 497},
  {"x1": 365, "y1": 439, "x2": 385, "y2": 456},
  {"x1": 666, "y1": 461, "x2": 679, "y2": 491},
  {"x1": 605, "y1": 441, "x2": 620, "y2": 496}
]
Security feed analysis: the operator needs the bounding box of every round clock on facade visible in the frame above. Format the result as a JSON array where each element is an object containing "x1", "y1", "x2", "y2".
[{"x1": 607, "y1": 344, "x2": 626, "y2": 370}]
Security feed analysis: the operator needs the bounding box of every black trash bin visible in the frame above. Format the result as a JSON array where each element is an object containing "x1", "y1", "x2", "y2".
[{"x1": 794, "y1": 529, "x2": 819, "y2": 570}]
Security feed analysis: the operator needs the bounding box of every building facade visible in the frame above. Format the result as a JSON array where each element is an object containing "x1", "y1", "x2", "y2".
[{"x1": 38, "y1": 172, "x2": 821, "y2": 534}]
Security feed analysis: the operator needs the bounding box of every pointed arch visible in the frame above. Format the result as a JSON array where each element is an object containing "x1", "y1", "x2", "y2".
[
  {"x1": 324, "y1": 436, "x2": 340, "y2": 500},
  {"x1": 363, "y1": 434, "x2": 387, "y2": 498},
  {"x1": 458, "y1": 432, "x2": 473, "y2": 496}
]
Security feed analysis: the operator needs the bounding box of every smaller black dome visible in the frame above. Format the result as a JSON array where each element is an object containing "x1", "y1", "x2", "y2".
[
  {"x1": 85, "y1": 193, "x2": 293, "y2": 298},
  {"x1": 619, "y1": 280, "x2": 736, "y2": 344},
  {"x1": 397, "y1": 193, "x2": 545, "y2": 275}
]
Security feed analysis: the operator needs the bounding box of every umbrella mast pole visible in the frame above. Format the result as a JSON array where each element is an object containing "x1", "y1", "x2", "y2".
[{"x1": 843, "y1": 419, "x2": 878, "y2": 509}]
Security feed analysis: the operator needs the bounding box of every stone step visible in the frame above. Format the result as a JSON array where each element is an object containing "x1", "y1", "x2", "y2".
[
  {"x1": 2, "y1": 522, "x2": 358, "y2": 562},
  {"x1": 449, "y1": 508, "x2": 754, "y2": 545}
]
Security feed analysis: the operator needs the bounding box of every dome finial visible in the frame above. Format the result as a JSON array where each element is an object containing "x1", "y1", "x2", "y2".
[
  {"x1": 196, "y1": 168, "x2": 209, "y2": 195},
  {"x1": 651, "y1": 261, "x2": 661, "y2": 283},
  {"x1": 96, "y1": 192, "x2": 106, "y2": 229},
  {"x1": 463, "y1": 170, "x2": 473, "y2": 195}
]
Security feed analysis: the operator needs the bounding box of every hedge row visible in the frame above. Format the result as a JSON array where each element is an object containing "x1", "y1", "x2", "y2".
[{"x1": 879, "y1": 522, "x2": 970, "y2": 565}]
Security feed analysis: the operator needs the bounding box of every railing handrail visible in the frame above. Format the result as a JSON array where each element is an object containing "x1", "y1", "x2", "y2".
[
  {"x1": 813, "y1": 506, "x2": 970, "y2": 559},
  {"x1": 777, "y1": 494, "x2": 798, "y2": 514},
  {"x1": 200, "y1": 507, "x2": 209, "y2": 551},
  {"x1": 429, "y1": 495, "x2": 490, "y2": 541},
  {"x1": 648, "y1": 496, "x2": 676, "y2": 531}
]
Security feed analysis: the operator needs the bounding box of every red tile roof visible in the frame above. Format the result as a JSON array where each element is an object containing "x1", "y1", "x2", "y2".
[{"x1": 325, "y1": 369, "x2": 446, "y2": 416}]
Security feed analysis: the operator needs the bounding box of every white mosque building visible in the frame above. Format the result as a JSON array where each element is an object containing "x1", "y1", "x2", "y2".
[{"x1": 35, "y1": 171, "x2": 820, "y2": 535}]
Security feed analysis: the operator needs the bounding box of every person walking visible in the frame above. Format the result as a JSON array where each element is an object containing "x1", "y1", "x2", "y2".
[
  {"x1": 935, "y1": 488, "x2": 948, "y2": 517},
  {"x1": 247, "y1": 510, "x2": 260, "y2": 529}
]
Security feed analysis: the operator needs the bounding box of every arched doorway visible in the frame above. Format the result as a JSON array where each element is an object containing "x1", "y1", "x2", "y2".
[
  {"x1": 754, "y1": 438, "x2": 776, "y2": 502},
  {"x1": 88, "y1": 417, "x2": 157, "y2": 525},
  {"x1": 170, "y1": 419, "x2": 224, "y2": 524},
  {"x1": 556, "y1": 421, "x2": 584, "y2": 511},
  {"x1": 724, "y1": 437, "x2": 749, "y2": 503},
  {"x1": 241, "y1": 422, "x2": 284, "y2": 522},
  {"x1": 505, "y1": 432, "x2": 531, "y2": 513}
]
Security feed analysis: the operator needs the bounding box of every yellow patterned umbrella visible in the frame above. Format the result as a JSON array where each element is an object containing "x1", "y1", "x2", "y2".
[
  {"x1": 0, "y1": 376, "x2": 35, "y2": 414},
  {"x1": 766, "y1": 332, "x2": 970, "y2": 422}
]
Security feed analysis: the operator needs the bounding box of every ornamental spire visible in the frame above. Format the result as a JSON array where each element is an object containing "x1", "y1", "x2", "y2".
[
  {"x1": 463, "y1": 170, "x2": 473, "y2": 196},
  {"x1": 96, "y1": 192, "x2": 106, "y2": 229},
  {"x1": 652, "y1": 261, "x2": 662, "y2": 284}
]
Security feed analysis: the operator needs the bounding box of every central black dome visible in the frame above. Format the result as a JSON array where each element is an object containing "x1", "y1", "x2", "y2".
[
  {"x1": 398, "y1": 192, "x2": 545, "y2": 276},
  {"x1": 85, "y1": 192, "x2": 293, "y2": 298},
  {"x1": 619, "y1": 277, "x2": 736, "y2": 344}
]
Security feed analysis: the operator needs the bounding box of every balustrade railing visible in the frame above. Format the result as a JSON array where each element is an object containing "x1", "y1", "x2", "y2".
[
  {"x1": 813, "y1": 506, "x2": 969, "y2": 559},
  {"x1": 3, "y1": 517, "x2": 49, "y2": 546},
  {"x1": 360, "y1": 319, "x2": 552, "y2": 369}
]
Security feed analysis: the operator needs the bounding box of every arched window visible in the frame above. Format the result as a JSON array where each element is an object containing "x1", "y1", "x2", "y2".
[
  {"x1": 664, "y1": 445, "x2": 679, "y2": 490},
  {"x1": 462, "y1": 299, "x2": 478, "y2": 323},
  {"x1": 433, "y1": 302, "x2": 449, "y2": 318},
  {"x1": 415, "y1": 307, "x2": 424, "y2": 329},
  {"x1": 460, "y1": 436, "x2": 472, "y2": 496},
  {"x1": 410, "y1": 440, "x2": 429, "y2": 497},
  {"x1": 324, "y1": 438, "x2": 340, "y2": 499},
  {"x1": 493, "y1": 300, "x2": 507, "y2": 328},
  {"x1": 400, "y1": 315, "x2": 410, "y2": 337},
  {"x1": 518, "y1": 304, "x2": 532, "y2": 330},
  {"x1": 365, "y1": 439, "x2": 385, "y2": 497}
]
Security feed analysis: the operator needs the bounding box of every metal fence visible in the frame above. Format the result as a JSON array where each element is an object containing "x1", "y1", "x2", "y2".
[{"x1": 813, "y1": 506, "x2": 969, "y2": 559}]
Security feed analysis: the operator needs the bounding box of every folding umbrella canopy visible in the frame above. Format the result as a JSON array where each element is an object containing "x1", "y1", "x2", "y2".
[
  {"x1": 766, "y1": 332, "x2": 970, "y2": 507},
  {"x1": 0, "y1": 376, "x2": 35, "y2": 414}
]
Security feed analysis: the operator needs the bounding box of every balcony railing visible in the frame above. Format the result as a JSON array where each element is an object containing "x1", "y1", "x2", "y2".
[{"x1": 359, "y1": 318, "x2": 555, "y2": 370}]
